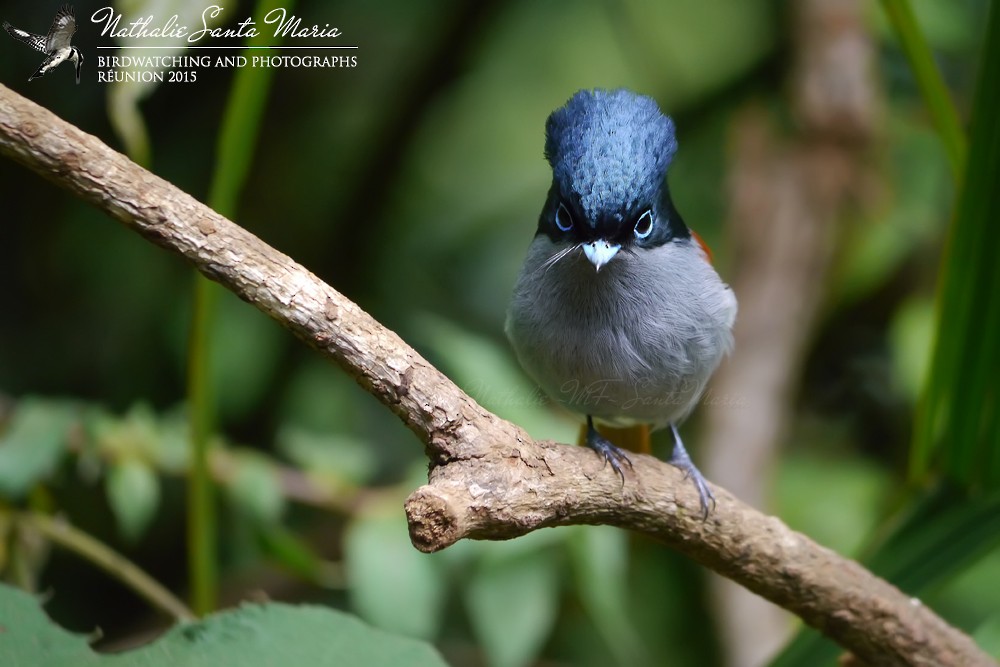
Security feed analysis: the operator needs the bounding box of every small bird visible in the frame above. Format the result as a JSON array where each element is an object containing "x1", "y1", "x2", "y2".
[
  {"x1": 506, "y1": 89, "x2": 737, "y2": 516},
  {"x1": 3, "y1": 5, "x2": 83, "y2": 84}
]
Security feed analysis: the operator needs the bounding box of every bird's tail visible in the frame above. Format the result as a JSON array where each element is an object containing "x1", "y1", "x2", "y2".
[{"x1": 577, "y1": 423, "x2": 651, "y2": 454}]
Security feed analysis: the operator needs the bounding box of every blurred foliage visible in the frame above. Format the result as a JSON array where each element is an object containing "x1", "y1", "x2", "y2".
[
  {"x1": 775, "y1": 0, "x2": 1000, "y2": 664},
  {"x1": 0, "y1": 0, "x2": 997, "y2": 665},
  {"x1": 881, "y1": 0, "x2": 968, "y2": 181}
]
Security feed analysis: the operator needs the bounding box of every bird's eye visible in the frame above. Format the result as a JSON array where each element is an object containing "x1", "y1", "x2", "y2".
[
  {"x1": 634, "y1": 210, "x2": 654, "y2": 239},
  {"x1": 555, "y1": 203, "x2": 574, "y2": 232}
]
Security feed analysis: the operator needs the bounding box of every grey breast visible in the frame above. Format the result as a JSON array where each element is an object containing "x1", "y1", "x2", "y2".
[{"x1": 506, "y1": 237, "x2": 735, "y2": 427}]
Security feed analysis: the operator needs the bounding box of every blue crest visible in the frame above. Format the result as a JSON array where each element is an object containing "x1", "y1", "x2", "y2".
[{"x1": 544, "y1": 89, "x2": 677, "y2": 225}]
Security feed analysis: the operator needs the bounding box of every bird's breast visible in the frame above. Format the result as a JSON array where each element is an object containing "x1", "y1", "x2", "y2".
[{"x1": 506, "y1": 237, "x2": 735, "y2": 426}]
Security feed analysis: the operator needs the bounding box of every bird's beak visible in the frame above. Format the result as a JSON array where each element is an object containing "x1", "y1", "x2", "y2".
[{"x1": 582, "y1": 240, "x2": 620, "y2": 271}]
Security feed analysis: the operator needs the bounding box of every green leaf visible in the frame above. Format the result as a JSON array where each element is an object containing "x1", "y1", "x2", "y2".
[
  {"x1": 256, "y1": 524, "x2": 342, "y2": 588},
  {"x1": 910, "y1": 0, "x2": 1000, "y2": 489},
  {"x1": 344, "y1": 503, "x2": 446, "y2": 640},
  {"x1": 149, "y1": 409, "x2": 192, "y2": 473},
  {"x1": 973, "y1": 613, "x2": 1000, "y2": 660},
  {"x1": 775, "y1": 453, "x2": 888, "y2": 557},
  {"x1": 224, "y1": 454, "x2": 285, "y2": 525},
  {"x1": 0, "y1": 582, "x2": 447, "y2": 666},
  {"x1": 278, "y1": 362, "x2": 367, "y2": 433},
  {"x1": 208, "y1": 294, "x2": 285, "y2": 422},
  {"x1": 277, "y1": 426, "x2": 378, "y2": 486},
  {"x1": 888, "y1": 297, "x2": 935, "y2": 403},
  {"x1": 106, "y1": 459, "x2": 161, "y2": 542},
  {"x1": 879, "y1": 0, "x2": 968, "y2": 182},
  {"x1": 0, "y1": 399, "x2": 76, "y2": 499},
  {"x1": 207, "y1": 0, "x2": 293, "y2": 217},
  {"x1": 464, "y1": 540, "x2": 562, "y2": 667},
  {"x1": 93, "y1": 404, "x2": 161, "y2": 460},
  {"x1": 568, "y1": 527, "x2": 647, "y2": 665},
  {"x1": 861, "y1": 487, "x2": 1000, "y2": 593},
  {"x1": 0, "y1": 582, "x2": 93, "y2": 664}
]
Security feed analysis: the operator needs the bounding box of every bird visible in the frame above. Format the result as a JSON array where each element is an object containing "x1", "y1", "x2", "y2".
[
  {"x1": 3, "y1": 5, "x2": 83, "y2": 84},
  {"x1": 505, "y1": 89, "x2": 737, "y2": 517}
]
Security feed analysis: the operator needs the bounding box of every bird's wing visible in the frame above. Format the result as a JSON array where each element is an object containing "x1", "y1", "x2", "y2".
[
  {"x1": 29, "y1": 54, "x2": 60, "y2": 81},
  {"x1": 45, "y1": 4, "x2": 76, "y2": 52},
  {"x1": 3, "y1": 22, "x2": 48, "y2": 53}
]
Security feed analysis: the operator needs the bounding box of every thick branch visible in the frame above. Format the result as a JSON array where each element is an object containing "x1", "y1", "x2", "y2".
[{"x1": 0, "y1": 85, "x2": 992, "y2": 667}]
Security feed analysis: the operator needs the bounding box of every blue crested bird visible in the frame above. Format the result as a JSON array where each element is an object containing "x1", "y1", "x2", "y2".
[
  {"x1": 3, "y1": 5, "x2": 83, "y2": 84},
  {"x1": 506, "y1": 89, "x2": 737, "y2": 516}
]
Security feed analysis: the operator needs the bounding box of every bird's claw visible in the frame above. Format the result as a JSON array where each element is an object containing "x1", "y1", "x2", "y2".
[
  {"x1": 585, "y1": 418, "x2": 633, "y2": 486},
  {"x1": 595, "y1": 439, "x2": 633, "y2": 486},
  {"x1": 583, "y1": 419, "x2": 715, "y2": 517},
  {"x1": 670, "y1": 458, "x2": 715, "y2": 520},
  {"x1": 668, "y1": 423, "x2": 715, "y2": 520}
]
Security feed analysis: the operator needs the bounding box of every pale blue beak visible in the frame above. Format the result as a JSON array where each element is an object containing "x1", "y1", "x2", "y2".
[{"x1": 583, "y1": 240, "x2": 620, "y2": 271}]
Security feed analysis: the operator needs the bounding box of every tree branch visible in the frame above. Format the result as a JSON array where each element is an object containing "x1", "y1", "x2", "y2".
[{"x1": 0, "y1": 84, "x2": 992, "y2": 667}]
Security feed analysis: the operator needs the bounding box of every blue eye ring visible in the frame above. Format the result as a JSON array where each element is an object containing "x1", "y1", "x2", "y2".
[
  {"x1": 555, "y1": 203, "x2": 574, "y2": 232},
  {"x1": 634, "y1": 210, "x2": 654, "y2": 239}
]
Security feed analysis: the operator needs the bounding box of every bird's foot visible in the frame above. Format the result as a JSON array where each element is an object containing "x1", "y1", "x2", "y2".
[
  {"x1": 585, "y1": 416, "x2": 633, "y2": 485},
  {"x1": 668, "y1": 424, "x2": 715, "y2": 520}
]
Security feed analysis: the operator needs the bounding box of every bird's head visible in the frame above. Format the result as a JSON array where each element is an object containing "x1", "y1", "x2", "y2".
[{"x1": 538, "y1": 89, "x2": 689, "y2": 271}]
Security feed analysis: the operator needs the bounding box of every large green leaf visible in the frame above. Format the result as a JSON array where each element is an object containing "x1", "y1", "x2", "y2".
[{"x1": 0, "y1": 583, "x2": 447, "y2": 666}]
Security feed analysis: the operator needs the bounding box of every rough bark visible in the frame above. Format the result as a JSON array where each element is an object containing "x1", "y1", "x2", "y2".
[{"x1": 0, "y1": 84, "x2": 992, "y2": 667}]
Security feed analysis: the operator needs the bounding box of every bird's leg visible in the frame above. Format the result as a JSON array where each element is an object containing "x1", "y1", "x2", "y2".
[
  {"x1": 668, "y1": 424, "x2": 715, "y2": 519},
  {"x1": 585, "y1": 416, "x2": 633, "y2": 485}
]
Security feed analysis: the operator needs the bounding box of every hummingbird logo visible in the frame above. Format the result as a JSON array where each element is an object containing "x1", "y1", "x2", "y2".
[{"x1": 3, "y1": 5, "x2": 83, "y2": 84}]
